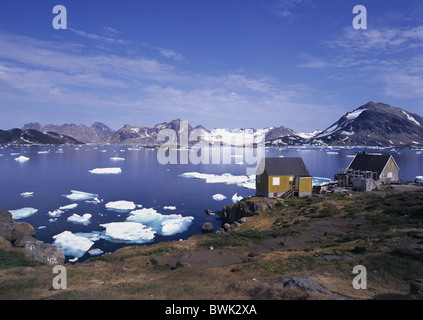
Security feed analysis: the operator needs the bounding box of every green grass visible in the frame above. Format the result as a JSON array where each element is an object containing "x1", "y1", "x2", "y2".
[{"x1": 0, "y1": 249, "x2": 40, "y2": 269}]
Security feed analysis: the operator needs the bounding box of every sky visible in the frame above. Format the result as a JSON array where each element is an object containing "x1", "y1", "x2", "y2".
[{"x1": 0, "y1": 0, "x2": 422, "y2": 132}]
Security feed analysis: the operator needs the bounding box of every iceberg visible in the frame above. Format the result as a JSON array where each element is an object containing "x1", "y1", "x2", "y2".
[
  {"x1": 105, "y1": 200, "x2": 137, "y2": 211},
  {"x1": 212, "y1": 194, "x2": 227, "y2": 201},
  {"x1": 64, "y1": 190, "x2": 98, "y2": 201},
  {"x1": 416, "y1": 176, "x2": 423, "y2": 183},
  {"x1": 100, "y1": 222, "x2": 156, "y2": 243},
  {"x1": 312, "y1": 177, "x2": 332, "y2": 186},
  {"x1": 59, "y1": 203, "x2": 78, "y2": 211},
  {"x1": 52, "y1": 231, "x2": 94, "y2": 258},
  {"x1": 110, "y1": 157, "x2": 125, "y2": 161},
  {"x1": 9, "y1": 207, "x2": 38, "y2": 219},
  {"x1": 163, "y1": 206, "x2": 176, "y2": 210},
  {"x1": 232, "y1": 193, "x2": 243, "y2": 203},
  {"x1": 14, "y1": 156, "x2": 30, "y2": 162},
  {"x1": 20, "y1": 192, "x2": 34, "y2": 198},
  {"x1": 89, "y1": 167, "x2": 122, "y2": 174},
  {"x1": 67, "y1": 213, "x2": 92, "y2": 225},
  {"x1": 88, "y1": 248, "x2": 104, "y2": 256},
  {"x1": 180, "y1": 172, "x2": 256, "y2": 190},
  {"x1": 127, "y1": 208, "x2": 194, "y2": 236},
  {"x1": 48, "y1": 209, "x2": 64, "y2": 218}
]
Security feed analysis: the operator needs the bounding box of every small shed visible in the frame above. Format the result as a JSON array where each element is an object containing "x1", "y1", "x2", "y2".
[
  {"x1": 256, "y1": 157, "x2": 312, "y2": 198},
  {"x1": 347, "y1": 152, "x2": 400, "y2": 184}
]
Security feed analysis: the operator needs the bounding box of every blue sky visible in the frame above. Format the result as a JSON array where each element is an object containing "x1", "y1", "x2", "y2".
[{"x1": 0, "y1": 0, "x2": 422, "y2": 132}]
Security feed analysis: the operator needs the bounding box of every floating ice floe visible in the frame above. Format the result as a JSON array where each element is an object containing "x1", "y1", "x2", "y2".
[
  {"x1": 14, "y1": 156, "x2": 30, "y2": 162},
  {"x1": 20, "y1": 192, "x2": 34, "y2": 198},
  {"x1": 232, "y1": 193, "x2": 243, "y2": 203},
  {"x1": 88, "y1": 248, "x2": 104, "y2": 256},
  {"x1": 9, "y1": 207, "x2": 38, "y2": 219},
  {"x1": 105, "y1": 200, "x2": 137, "y2": 211},
  {"x1": 67, "y1": 213, "x2": 92, "y2": 225},
  {"x1": 180, "y1": 172, "x2": 256, "y2": 189},
  {"x1": 89, "y1": 167, "x2": 122, "y2": 174},
  {"x1": 59, "y1": 203, "x2": 78, "y2": 211},
  {"x1": 110, "y1": 157, "x2": 125, "y2": 161},
  {"x1": 212, "y1": 194, "x2": 227, "y2": 201},
  {"x1": 38, "y1": 151, "x2": 50, "y2": 154},
  {"x1": 416, "y1": 176, "x2": 423, "y2": 183},
  {"x1": 127, "y1": 208, "x2": 194, "y2": 236},
  {"x1": 52, "y1": 231, "x2": 94, "y2": 258},
  {"x1": 48, "y1": 209, "x2": 64, "y2": 218},
  {"x1": 100, "y1": 222, "x2": 156, "y2": 243},
  {"x1": 312, "y1": 177, "x2": 332, "y2": 186},
  {"x1": 64, "y1": 190, "x2": 99, "y2": 201},
  {"x1": 163, "y1": 206, "x2": 176, "y2": 210}
]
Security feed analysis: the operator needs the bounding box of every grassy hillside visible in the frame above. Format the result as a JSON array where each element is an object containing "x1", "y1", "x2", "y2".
[{"x1": 1, "y1": 188, "x2": 423, "y2": 300}]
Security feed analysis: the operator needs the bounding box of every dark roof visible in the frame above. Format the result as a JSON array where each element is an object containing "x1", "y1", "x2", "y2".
[
  {"x1": 263, "y1": 157, "x2": 311, "y2": 176},
  {"x1": 347, "y1": 154, "x2": 396, "y2": 175}
]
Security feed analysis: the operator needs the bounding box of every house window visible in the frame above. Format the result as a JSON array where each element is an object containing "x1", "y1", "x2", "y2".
[
  {"x1": 272, "y1": 177, "x2": 280, "y2": 186},
  {"x1": 289, "y1": 176, "x2": 293, "y2": 185},
  {"x1": 387, "y1": 172, "x2": 393, "y2": 178},
  {"x1": 257, "y1": 175, "x2": 261, "y2": 183}
]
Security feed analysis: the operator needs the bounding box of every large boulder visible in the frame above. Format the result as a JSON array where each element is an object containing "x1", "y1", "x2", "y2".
[
  {"x1": 11, "y1": 222, "x2": 36, "y2": 246},
  {"x1": 201, "y1": 222, "x2": 215, "y2": 233},
  {"x1": 0, "y1": 209, "x2": 15, "y2": 241},
  {"x1": 25, "y1": 241, "x2": 65, "y2": 265}
]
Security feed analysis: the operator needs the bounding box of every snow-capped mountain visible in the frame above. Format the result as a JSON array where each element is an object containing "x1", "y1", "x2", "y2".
[{"x1": 308, "y1": 102, "x2": 423, "y2": 147}]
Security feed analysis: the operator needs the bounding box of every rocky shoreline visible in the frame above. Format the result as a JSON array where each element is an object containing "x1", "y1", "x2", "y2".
[{"x1": 0, "y1": 209, "x2": 65, "y2": 265}]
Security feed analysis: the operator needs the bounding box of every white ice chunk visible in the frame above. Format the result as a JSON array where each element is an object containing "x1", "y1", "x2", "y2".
[
  {"x1": 52, "y1": 231, "x2": 94, "y2": 258},
  {"x1": 180, "y1": 172, "x2": 256, "y2": 189},
  {"x1": 100, "y1": 222, "x2": 156, "y2": 243},
  {"x1": 64, "y1": 190, "x2": 98, "y2": 201},
  {"x1": 14, "y1": 156, "x2": 30, "y2": 162},
  {"x1": 9, "y1": 207, "x2": 38, "y2": 219},
  {"x1": 48, "y1": 209, "x2": 64, "y2": 218},
  {"x1": 38, "y1": 151, "x2": 50, "y2": 154},
  {"x1": 110, "y1": 157, "x2": 125, "y2": 161},
  {"x1": 67, "y1": 213, "x2": 92, "y2": 225},
  {"x1": 127, "y1": 208, "x2": 194, "y2": 236},
  {"x1": 105, "y1": 200, "x2": 136, "y2": 211},
  {"x1": 88, "y1": 248, "x2": 104, "y2": 256},
  {"x1": 232, "y1": 193, "x2": 243, "y2": 203},
  {"x1": 89, "y1": 167, "x2": 122, "y2": 174},
  {"x1": 163, "y1": 206, "x2": 176, "y2": 210},
  {"x1": 59, "y1": 203, "x2": 78, "y2": 211},
  {"x1": 20, "y1": 192, "x2": 34, "y2": 198},
  {"x1": 212, "y1": 194, "x2": 227, "y2": 201}
]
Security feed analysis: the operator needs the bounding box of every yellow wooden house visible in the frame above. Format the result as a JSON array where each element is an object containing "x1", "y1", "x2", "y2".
[{"x1": 256, "y1": 157, "x2": 313, "y2": 198}]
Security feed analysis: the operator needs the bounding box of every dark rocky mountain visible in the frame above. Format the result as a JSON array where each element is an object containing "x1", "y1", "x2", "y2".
[
  {"x1": 22, "y1": 122, "x2": 115, "y2": 144},
  {"x1": 265, "y1": 125, "x2": 297, "y2": 141},
  {"x1": 0, "y1": 129, "x2": 82, "y2": 145},
  {"x1": 108, "y1": 119, "x2": 196, "y2": 145},
  {"x1": 268, "y1": 102, "x2": 423, "y2": 147}
]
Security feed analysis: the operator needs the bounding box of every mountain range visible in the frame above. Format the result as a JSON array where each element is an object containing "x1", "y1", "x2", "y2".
[{"x1": 2, "y1": 102, "x2": 422, "y2": 147}]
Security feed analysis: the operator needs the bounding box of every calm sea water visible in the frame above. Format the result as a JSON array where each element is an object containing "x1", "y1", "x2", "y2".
[{"x1": 0, "y1": 144, "x2": 422, "y2": 261}]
